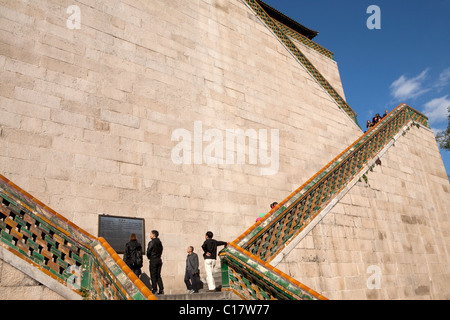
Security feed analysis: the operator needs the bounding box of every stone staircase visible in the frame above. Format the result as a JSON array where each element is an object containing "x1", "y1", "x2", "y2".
[
  {"x1": 158, "y1": 271, "x2": 237, "y2": 300},
  {"x1": 157, "y1": 291, "x2": 236, "y2": 301},
  {"x1": 219, "y1": 103, "x2": 430, "y2": 300}
]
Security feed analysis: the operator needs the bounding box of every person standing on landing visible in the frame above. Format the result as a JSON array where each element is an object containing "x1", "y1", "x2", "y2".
[
  {"x1": 123, "y1": 233, "x2": 143, "y2": 277},
  {"x1": 184, "y1": 246, "x2": 199, "y2": 294},
  {"x1": 146, "y1": 230, "x2": 164, "y2": 295},
  {"x1": 201, "y1": 231, "x2": 227, "y2": 292}
]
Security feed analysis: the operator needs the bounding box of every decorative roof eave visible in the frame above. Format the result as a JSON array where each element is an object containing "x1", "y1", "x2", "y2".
[
  {"x1": 256, "y1": 0, "x2": 318, "y2": 40},
  {"x1": 276, "y1": 21, "x2": 335, "y2": 60}
]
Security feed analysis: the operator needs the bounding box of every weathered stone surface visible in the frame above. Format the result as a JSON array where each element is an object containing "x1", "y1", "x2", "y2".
[
  {"x1": 277, "y1": 126, "x2": 450, "y2": 300},
  {"x1": 0, "y1": 0, "x2": 448, "y2": 299},
  {"x1": 0, "y1": 260, "x2": 65, "y2": 300}
]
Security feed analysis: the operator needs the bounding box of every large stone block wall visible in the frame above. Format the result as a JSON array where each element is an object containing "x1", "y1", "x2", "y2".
[
  {"x1": 0, "y1": 0, "x2": 363, "y2": 294},
  {"x1": 291, "y1": 37, "x2": 347, "y2": 100},
  {"x1": 0, "y1": 259, "x2": 65, "y2": 300},
  {"x1": 276, "y1": 125, "x2": 450, "y2": 299}
]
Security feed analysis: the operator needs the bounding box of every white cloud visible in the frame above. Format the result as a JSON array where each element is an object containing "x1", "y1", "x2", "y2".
[
  {"x1": 423, "y1": 95, "x2": 450, "y2": 124},
  {"x1": 390, "y1": 69, "x2": 430, "y2": 101},
  {"x1": 390, "y1": 68, "x2": 450, "y2": 127},
  {"x1": 438, "y1": 67, "x2": 450, "y2": 86}
]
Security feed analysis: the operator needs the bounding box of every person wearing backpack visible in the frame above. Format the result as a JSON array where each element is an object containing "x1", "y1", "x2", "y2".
[{"x1": 124, "y1": 233, "x2": 143, "y2": 277}]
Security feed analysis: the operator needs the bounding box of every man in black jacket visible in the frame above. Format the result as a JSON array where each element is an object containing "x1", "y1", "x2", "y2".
[
  {"x1": 146, "y1": 230, "x2": 164, "y2": 295},
  {"x1": 201, "y1": 231, "x2": 227, "y2": 291}
]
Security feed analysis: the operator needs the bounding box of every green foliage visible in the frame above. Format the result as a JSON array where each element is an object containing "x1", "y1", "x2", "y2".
[{"x1": 435, "y1": 106, "x2": 450, "y2": 151}]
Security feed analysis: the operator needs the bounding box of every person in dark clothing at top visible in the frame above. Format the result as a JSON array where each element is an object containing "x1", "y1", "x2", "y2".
[
  {"x1": 373, "y1": 113, "x2": 382, "y2": 124},
  {"x1": 201, "y1": 231, "x2": 227, "y2": 292},
  {"x1": 124, "y1": 233, "x2": 143, "y2": 277},
  {"x1": 146, "y1": 230, "x2": 164, "y2": 295}
]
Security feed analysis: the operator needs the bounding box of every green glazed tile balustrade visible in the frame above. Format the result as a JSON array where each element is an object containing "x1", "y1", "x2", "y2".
[
  {"x1": 0, "y1": 174, "x2": 153, "y2": 300},
  {"x1": 275, "y1": 21, "x2": 335, "y2": 60},
  {"x1": 220, "y1": 244, "x2": 326, "y2": 300}
]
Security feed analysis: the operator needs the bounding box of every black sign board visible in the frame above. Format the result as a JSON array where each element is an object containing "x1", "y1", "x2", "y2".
[{"x1": 98, "y1": 215, "x2": 145, "y2": 254}]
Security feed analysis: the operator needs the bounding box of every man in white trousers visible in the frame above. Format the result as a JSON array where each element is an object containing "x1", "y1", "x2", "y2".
[{"x1": 201, "y1": 231, "x2": 227, "y2": 292}]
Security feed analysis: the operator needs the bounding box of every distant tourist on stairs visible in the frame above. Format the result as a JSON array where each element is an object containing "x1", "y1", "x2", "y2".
[
  {"x1": 201, "y1": 231, "x2": 227, "y2": 292},
  {"x1": 373, "y1": 113, "x2": 382, "y2": 124}
]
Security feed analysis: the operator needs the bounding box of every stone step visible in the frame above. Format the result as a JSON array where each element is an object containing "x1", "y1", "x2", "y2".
[
  {"x1": 157, "y1": 290, "x2": 237, "y2": 300},
  {"x1": 156, "y1": 270, "x2": 237, "y2": 300}
]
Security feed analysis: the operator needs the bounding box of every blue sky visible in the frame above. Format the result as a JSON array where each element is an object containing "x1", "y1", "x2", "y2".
[{"x1": 262, "y1": 0, "x2": 450, "y2": 176}]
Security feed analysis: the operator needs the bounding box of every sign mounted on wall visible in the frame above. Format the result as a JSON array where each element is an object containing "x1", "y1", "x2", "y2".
[{"x1": 98, "y1": 215, "x2": 145, "y2": 254}]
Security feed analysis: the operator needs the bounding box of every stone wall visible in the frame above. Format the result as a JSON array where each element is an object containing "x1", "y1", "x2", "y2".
[
  {"x1": 276, "y1": 125, "x2": 450, "y2": 299},
  {"x1": 0, "y1": 258, "x2": 65, "y2": 300},
  {"x1": 0, "y1": 0, "x2": 363, "y2": 294},
  {"x1": 291, "y1": 37, "x2": 347, "y2": 100}
]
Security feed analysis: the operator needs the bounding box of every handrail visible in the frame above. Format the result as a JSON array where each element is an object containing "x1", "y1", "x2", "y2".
[
  {"x1": 0, "y1": 174, "x2": 155, "y2": 300},
  {"x1": 220, "y1": 242, "x2": 327, "y2": 300},
  {"x1": 235, "y1": 103, "x2": 428, "y2": 261},
  {"x1": 220, "y1": 103, "x2": 428, "y2": 299},
  {"x1": 275, "y1": 20, "x2": 335, "y2": 60}
]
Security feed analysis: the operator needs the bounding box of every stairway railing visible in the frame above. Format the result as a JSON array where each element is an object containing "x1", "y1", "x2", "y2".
[
  {"x1": 220, "y1": 103, "x2": 429, "y2": 299},
  {"x1": 220, "y1": 242, "x2": 327, "y2": 300},
  {"x1": 0, "y1": 174, "x2": 155, "y2": 300},
  {"x1": 243, "y1": 0, "x2": 358, "y2": 125}
]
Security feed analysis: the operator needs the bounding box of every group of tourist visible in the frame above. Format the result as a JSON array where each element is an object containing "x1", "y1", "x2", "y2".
[
  {"x1": 256, "y1": 201, "x2": 279, "y2": 222},
  {"x1": 366, "y1": 109, "x2": 389, "y2": 131},
  {"x1": 122, "y1": 200, "x2": 282, "y2": 295},
  {"x1": 123, "y1": 230, "x2": 227, "y2": 295}
]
